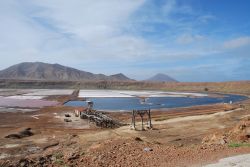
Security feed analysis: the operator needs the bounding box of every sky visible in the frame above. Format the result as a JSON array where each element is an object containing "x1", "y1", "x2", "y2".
[{"x1": 0, "y1": 0, "x2": 250, "y2": 82}]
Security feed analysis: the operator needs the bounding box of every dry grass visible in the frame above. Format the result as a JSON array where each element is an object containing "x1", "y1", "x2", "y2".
[{"x1": 1, "y1": 80, "x2": 249, "y2": 95}]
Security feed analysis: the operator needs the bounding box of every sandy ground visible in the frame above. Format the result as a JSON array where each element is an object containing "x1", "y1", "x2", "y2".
[
  {"x1": 0, "y1": 89, "x2": 250, "y2": 166},
  {"x1": 0, "y1": 102, "x2": 249, "y2": 166}
]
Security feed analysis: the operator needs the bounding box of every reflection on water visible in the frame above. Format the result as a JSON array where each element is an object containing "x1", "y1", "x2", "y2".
[{"x1": 64, "y1": 94, "x2": 248, "y2": 111}]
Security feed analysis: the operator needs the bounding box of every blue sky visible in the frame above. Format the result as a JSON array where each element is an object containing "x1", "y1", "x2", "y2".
[{"x1": 0, "y1": 0, "x2": 250, "y2": 81}]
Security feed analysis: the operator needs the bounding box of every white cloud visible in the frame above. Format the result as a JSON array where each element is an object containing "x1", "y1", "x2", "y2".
[
  {"x1": 0, "y1": 0, "x2": 206, "y2": 68},
  {"x1": 31, "y1": 0, "x2": 145, "y2": 42},
  {"x1": 198, "y1": 14, "x2": 216, "y2": 23},
  {"x1": 162, "y1": 0, "x2": 193, "y2": 16},
  {"x1": 176, "y1": 34, "x2": 204, "y2": 44},
  {"x1": 0, "y1": 0, "x2": 207, "y2": 62},
  {"x1": 223, "y1": 36, "x2": 250, "y2": 49},
  {"x1": 0, "y1": 0, "x2": 148, "y2": 68}
]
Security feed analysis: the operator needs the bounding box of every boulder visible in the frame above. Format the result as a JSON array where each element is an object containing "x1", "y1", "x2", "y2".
[
  {"x1": 5, "y1": 128, "x2": 33, "y2": 139},
  {"x1": 65, "y1": 113, "x2": 71, "y2": 117},
  {"x1": 19, "y1": 128, "x2": 34, "y2": 137},
  {"x1": 143, "y1": 147, "x2": 153, "y2": 152},
  {"x1": 5, "y1": 134, "x2": 21, "y2": 139},
  {"x1": 64, "y1": 118, "x2": 72, "y2": 122}
]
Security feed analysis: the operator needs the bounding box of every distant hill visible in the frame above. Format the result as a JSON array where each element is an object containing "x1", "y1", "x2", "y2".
[
  {"x1": 0, "y1": 62, "x2": 133, "y2": 81},
  {"x1": 145, "y1": 73, "x2": 178, "y2": 82},
  {"x1": 109, "y1": 73, "x2": 131, "y2": 81}
]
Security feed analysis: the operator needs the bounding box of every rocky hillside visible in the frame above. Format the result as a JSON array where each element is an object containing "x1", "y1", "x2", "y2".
[{"x1": 0, "y1": 62, "x2": 132, "y2": 81}]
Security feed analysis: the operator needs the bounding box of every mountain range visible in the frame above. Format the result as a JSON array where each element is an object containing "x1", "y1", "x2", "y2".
[{"x1": 0, "y1": 62, "x2": 131, "y2": 81}]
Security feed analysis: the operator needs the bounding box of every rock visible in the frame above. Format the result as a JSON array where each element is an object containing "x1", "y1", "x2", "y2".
[
  {"x1": 134, "y1": 137, "x2": 143, "y2": 141},
  {"x1": 0, "y1": 161, "x2": 10, "y2": 167},
  {"x1": 72, "y1": 134, "x2": 78, "y2": 137},
  {"x1": 67, "y1": 153, "x2": 80, "y2": 161},
  {"x1": 27, "y1": 146, "x2": 40, "y2": 153},
  {"x1": 43, "y1": 142, "x2": 59, "y2": 150},
  {"x1": 144, "y1": 147, "x2": 153, "y2": 152},
  {"x1": 239, "y1": 124, "x2": 246, "y2": 130},
  {"x1": 38, "y1": 157, "x2": 47, "y2": 165},
  {"x1": 153, "y1": 141, "x2": 162, "y2": 145},
  {"x1": 173, "y1": 138, "x2": 182, "y2": 141},
  {"x1": 200, "y1": 146, "x2": 207, "y2": 150},
  {"x1": 65, "y1": 113, "x2": 71, "y2": 117},
  {"x1": 36, "y1": 155, "x2": 53, "y2": 166},
  {"x1": 219, "y1": 139, "x2": 226, "y2": 145},
  {"x1": 178, "y1": 143, "x2": 184, "y2": 147},
  {"x1": 5, "y1": 134, "x2": 21, "y2": 139},
  {"x1": 19, "y1": 128, "x2": 34, "y2": 137},
  {"x1": 66, "y1": 141, "x2": 77, "y2": 146},
  {"x1": 5, "y1": 128, "x2": 33, "y2": 139},
  {"x1": 51, "y1": 156, "x2": 56, "y2": 162},
  {"x1": 238, "y1": 134, "x2": 250, "y2": 142},
  {"x1": 64, "y1": 118, "x2": 72, "y2": 122},
  {"x1": 19, "y1": 158, "x2": 31, "y2": 167}
]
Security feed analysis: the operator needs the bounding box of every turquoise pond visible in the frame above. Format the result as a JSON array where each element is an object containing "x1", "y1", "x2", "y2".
[{"x1": 64, "y1": 94, "x2": 248, "y2": 111}]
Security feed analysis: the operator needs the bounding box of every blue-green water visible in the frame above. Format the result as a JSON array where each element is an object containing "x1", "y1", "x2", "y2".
[{"x1": 64, "y1": 94, "x2": 248, "y2": 111}]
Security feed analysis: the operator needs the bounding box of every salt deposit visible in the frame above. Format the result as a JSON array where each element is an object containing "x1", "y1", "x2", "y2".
[
  {"x1": 0, "y1": 96, "x2": 59, "y2": 108},
  {"x1": 79, "y1": 90, "x2": 208, "y2": 98},
  {"x1": 79, "y1": 90, "x2": 133, "y2": 97},
  {"x1": 6, "y1": 96, "x2": 45, "y2": 100},
  {"x1": 24, "y1": 89, "x2": 74, "y2": 96}
]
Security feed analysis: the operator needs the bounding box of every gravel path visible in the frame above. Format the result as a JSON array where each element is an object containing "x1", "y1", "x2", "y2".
[{"x1": 205, "y1": 154, "x2": 250, "y2": 167}]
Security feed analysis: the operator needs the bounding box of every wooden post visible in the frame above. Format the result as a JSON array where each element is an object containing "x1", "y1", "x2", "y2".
[
  {"x1": 141, "y1": 114, "x2": 144, "y2": 130},
  {"x1": 134, "y1": 110, "x2": 136, "y2": 129},
  {"x1": 148, "y1": 109, "x2": 152, "y2": 129},
  {"x1": 131, "y1": 110, "x2": 136, "y2": 130},
  {"x1": 131, "y1": 110, "x2": 134, "y2": 128}
]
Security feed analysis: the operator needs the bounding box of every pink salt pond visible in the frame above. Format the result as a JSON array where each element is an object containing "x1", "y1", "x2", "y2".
[{"x1": 0, "y1": 96, "x2": 59, "y2": 108}]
